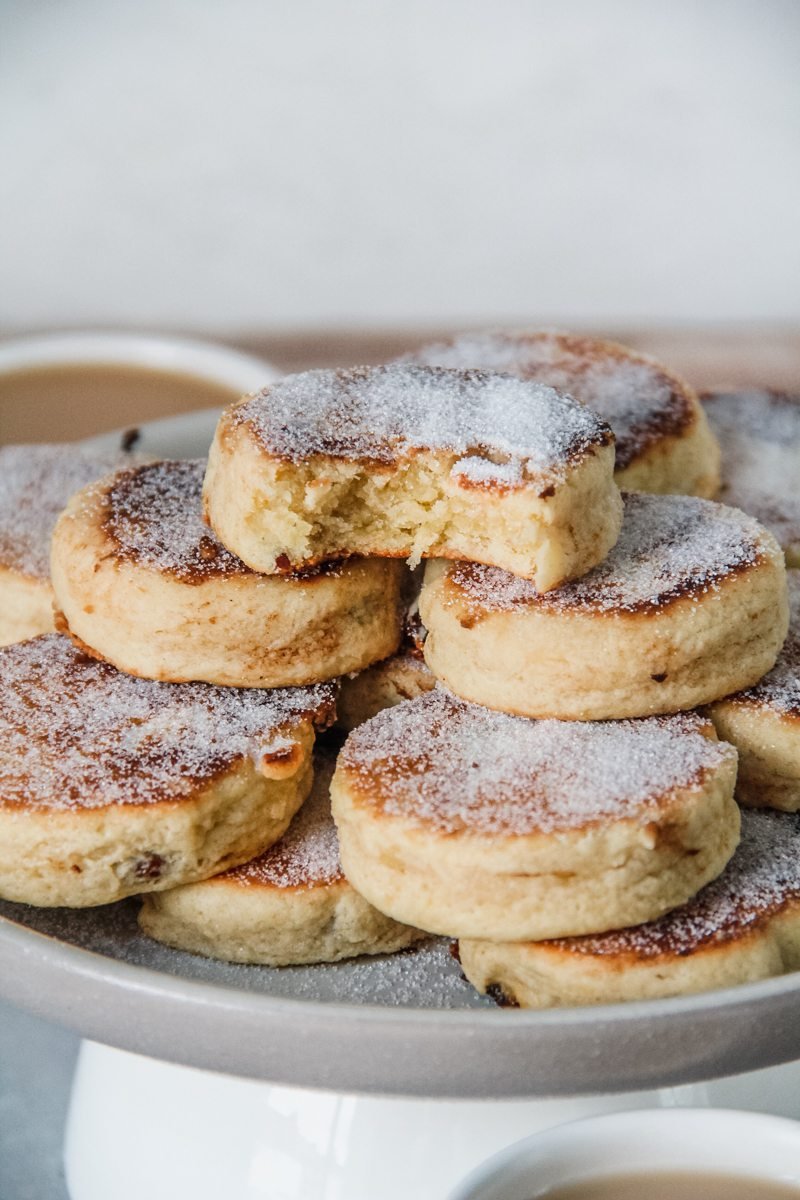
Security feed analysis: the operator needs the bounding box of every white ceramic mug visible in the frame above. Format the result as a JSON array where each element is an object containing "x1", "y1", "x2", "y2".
[
  {"x1": 450, "y1": 1107, "x2": 800, "y2": 1199},
  {"x1": 0, "y1": 329, "x2": 277, "y2": 451},
  {"x1": 0, "y1": 329, "x2": 273, "y2": 390}
]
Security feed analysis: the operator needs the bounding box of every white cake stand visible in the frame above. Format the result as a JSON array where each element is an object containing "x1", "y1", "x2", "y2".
[
  {"x1": 2, "y1": 868, "x2": 800, "y2": 1198},
  {"x1": 1, "y1": 407, "x2": 798, "y2": 1199}
]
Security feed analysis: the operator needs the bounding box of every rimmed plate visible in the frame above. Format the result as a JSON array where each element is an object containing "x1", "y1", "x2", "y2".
[
  {"x1": 2, "y1": 896, "x2": 800, "y2": 1098},
  {"x1": 2, "y1": 409, "x2": 799, "y2": 1099}
]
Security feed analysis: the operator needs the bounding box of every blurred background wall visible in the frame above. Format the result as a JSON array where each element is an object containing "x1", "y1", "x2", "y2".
[{"x1": 2, "y1": 0, "x2": 798, "y2": 335}]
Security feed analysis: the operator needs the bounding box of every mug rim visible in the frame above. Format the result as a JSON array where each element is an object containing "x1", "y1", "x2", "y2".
[
  {"x1": 449, "y1": 1107, "x2": 800, "y2": 1200},
  {"x1": 0, "y1": 329, "x2": 277, "y2": 392}
]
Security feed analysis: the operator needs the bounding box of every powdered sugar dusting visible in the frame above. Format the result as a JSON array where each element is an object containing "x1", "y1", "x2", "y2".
[
  {"x1": 236, "y1": 364, "x2": 611, "y2": 488},
  {"x1": 221, "y1": 751, "x2": 342, "y2": 889},
  {"x1": 340, "y1": 690, "x2": 734, "y2": 835},
  {"x1": 0, "y1": 893, "x2": 487, "y2": 1007},
  {"x1": 446, "y1": 493, "x2": 768, "y2": 616},
  {"x1": 451, "y1": 456, "x2": 524, "y2": 486},
  {"x1": 403, "y1": 331, "x2": 692, "y2": 471},
  {"x1": 557, "y1": 809, "x2": 800, "y2": 957},
  {"x1": 0, "y1": 443, "x2": 135, "y2": 578},
  {"x1": 104, "y1": 459, "x2": 250, "y2": 579},
  {"x1": 90, "y1": 459, "x2": 344, "y2": 583},
  {"x1": 0, "y1": 635, "x2": 336, "y2": 811},
  {"x1": 702, "y1": 389, "x2": 800, "y2": 559},
  {"x1": 724, "y1": 570, "x2": 800, "y2": 717}
]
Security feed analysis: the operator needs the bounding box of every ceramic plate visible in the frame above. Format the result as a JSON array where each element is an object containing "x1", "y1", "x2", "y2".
[{"x1": 2, "y1": 410, "x2": 799, "y2": 1098}]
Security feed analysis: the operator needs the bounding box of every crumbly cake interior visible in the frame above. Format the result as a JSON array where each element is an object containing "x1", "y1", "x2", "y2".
[
  {"x1": 0, "y1": 444, "x2": 134, "y2": 578},
  {"x1": 0, "y1": 636, "x2": 335, "y2": 811},
  {"x1": 445, "y1": 492, "x2": 769, "y2": 616},
  {"x1": 552, "y1": 809, "x2": 800, "y2": 957},
  {"x1": 239, "y1": 453, "x2": 581, "y2": 571},
  {"x1": 402, "y1": 330, "x2": 694, "y2": 472},
  {"x1": 339, "y1": 690, "x2": 734, "y2": 835}
]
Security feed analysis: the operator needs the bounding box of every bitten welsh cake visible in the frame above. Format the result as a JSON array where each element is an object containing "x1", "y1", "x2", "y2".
[{"x1": 203, "y1": 364, "x2": 623, "y2": 590}]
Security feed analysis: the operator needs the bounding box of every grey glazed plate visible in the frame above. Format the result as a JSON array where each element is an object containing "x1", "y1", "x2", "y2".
[
  {"x1": 2, "y1": 895, "x2": 800, "y2": 1099},
  {"x1": 1, "y1": 409, "x2": 800, "y2": 1100}
]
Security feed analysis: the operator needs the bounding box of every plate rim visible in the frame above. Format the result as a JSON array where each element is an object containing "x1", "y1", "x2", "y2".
[{"x1": 3, "y1": 907, "x2": 800, "y2": 1096}]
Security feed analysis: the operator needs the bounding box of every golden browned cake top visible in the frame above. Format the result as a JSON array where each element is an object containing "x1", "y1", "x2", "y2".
[
  {"x1": 701, "y1": 389, "x2": 800, "y2": 558},
  {"x1": 339, "y1": 690, "x2": 734, "y2": 836},
  {"x1": 549, "y1": 809, "x2": 800, "y2": 959},
  {"x1": 216, "y1": 752, "x2": 343, "y2": 890},
  {"x1": 723, "y1": 570, "x2": 800, "y2": 719},
  {"x1": 101, "y1": 459, "x2": 252, "y2": 581},
  {"x1": 232, "y1": 364, "x2": 614, "y2": 492},
  {"x1": 0, "y1": 635, "x2": 336, "y2": 812},
  {"x1": 402, "y1": 331, "x2": 696, "y2": 472},
  {"x1": 0, "y1": 443, "x2": 135, "y2": 580},
  {"x1": 445, "y1": 492, "x2": 772, "y2": 618},
  {"x1": 95, "y1": 459, "x2": 346, "y2": 585}
]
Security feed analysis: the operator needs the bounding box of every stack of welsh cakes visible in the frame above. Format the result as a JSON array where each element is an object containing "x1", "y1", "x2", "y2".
[{"x1": 1, "y1": 331, "x2": 798, "y2": 1006}]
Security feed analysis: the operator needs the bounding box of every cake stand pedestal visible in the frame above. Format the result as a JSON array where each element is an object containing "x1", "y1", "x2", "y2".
[
  {"x1": 65, "y1": 1042, "x2": 716, "y2": 1200},
  {"x1": 2, "y1": 906, "x2": 800, "y2": 1199}
]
